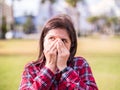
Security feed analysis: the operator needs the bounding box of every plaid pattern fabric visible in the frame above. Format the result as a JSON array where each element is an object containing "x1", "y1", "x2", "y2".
[{"x1": 19, "y1": 57, "x2": 98, "y2": 90}]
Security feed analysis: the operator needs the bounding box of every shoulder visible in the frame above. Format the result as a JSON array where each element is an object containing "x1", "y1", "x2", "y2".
[
  {"x1": 73, "y1": 56, "x2": 89, "y2": 67},
  {"x1": 23, "y1": 61, "x2": 42, "y2": 75},
  {"x1": 24, "y1": 60, "x2": 44, "y2": 71},
  {"x1": 24, "y1": 61, "x2": 36, "y2": 70},
  {"x1": 73, "y1": 56, "x2": 87, "y2": 63}
]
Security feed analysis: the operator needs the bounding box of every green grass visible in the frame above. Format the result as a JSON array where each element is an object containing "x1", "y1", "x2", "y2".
[
  {"x1": 0, "y1": 55, "x2": 31, "y2": 90},
  {"x1": 0, "y1": 37, "x2": 120, "y2": 90}
]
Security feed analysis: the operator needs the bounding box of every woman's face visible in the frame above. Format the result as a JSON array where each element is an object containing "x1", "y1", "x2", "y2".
[{"x1": 44, "y1": 28, "x2": 71, "y2": 51}]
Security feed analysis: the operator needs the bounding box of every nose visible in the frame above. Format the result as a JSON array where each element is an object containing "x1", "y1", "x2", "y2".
[{"x1": 56, "y1": 38, "x2": 62, "y2": 42}]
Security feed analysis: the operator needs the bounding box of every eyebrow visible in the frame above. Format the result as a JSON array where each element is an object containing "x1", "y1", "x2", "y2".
[{"x1": 48, "y1": 35, "x2": 69, "y2": 39}]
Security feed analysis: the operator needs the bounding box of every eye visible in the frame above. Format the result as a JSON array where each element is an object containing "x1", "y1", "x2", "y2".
[
  {"x1": 62, "y1": 39, "x2": 67, "y2": 43},
  {"x1": 49, "y1": 37, "x2": 55, "y2": 41}
]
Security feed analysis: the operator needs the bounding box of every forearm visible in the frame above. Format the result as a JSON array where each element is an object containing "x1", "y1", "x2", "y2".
[{"x1": 45, "y1": 63, "x2": 57, "y2": 74}]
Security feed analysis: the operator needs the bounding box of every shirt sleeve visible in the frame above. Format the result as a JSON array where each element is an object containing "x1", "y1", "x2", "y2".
[
  {"x1": 19, "y1": 66, "x2": 55, "y2": 90},
  {"x1": 58, "y1": 60, "x2": 98, "y2": 90}
]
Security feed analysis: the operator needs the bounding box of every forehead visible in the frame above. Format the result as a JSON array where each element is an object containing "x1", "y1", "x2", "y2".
[{"x1": 46, "y1": 28, "x2": 70, "y2": 39}]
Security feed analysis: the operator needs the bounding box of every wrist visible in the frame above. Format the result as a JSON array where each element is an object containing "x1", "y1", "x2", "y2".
[
  {"x1": 58, "y1": 65, "x2": 67, "y2": 71},
  {"x1": 45, "y1": 64, "x2": 57, "y2": 73}
]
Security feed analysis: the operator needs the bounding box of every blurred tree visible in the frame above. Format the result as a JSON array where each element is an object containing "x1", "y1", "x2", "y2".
[
  {"x1": 41, "y1": 0, "x2": 57, "y2": 17},
  {"x1": 87, "y1": 15, "x2": 120, "y2": 35},
  {"x1": 65, "y1": 0, "x2": 84, "y2": 37},
  {"x1": 1, "y1": 16, "x2": 7, "y2": 39},
  {"x1": 11, "y1": 0, "x2": 15, "y2": 31},
  {"x1": 108, "y1": 17, "x2": 120, "y2": 34},
  {"x1": 23, "y1": 15, "x2": 36, "y2": 34},
  {"x1": 87, "y1": 16, "x2": 99, "y2": 33},
  {"x1": 87, "y1": 16, "x2": 99, "y2": 24},
  {"x1": 41, "y1": 0, "x2": 56, "y2": 3},
  {"x1": 109, "y1": 17, "x2": 118, "y2": 24},
  {"x1": 65, "y1": 0, "x2": 82, "y2": 7},
  {"x1": 100, "y1": 16, "x2": 119, "y2": 34},
  {"x1": 11, "y1": 0, "x2": 21, "y2": 32}
]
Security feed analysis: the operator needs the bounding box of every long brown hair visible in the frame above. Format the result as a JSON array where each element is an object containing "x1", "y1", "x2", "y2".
[{"x1": 36, "y1": 14, "x2": 77, "y2": 65}]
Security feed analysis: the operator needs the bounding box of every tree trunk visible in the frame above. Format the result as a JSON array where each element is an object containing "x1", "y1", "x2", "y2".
[
  {"x1": 65, "y1": 6, "x2": 80, "y2": 37},
  {"x1": 1, "y1": 16, "x2": 7, "y2": 39}
]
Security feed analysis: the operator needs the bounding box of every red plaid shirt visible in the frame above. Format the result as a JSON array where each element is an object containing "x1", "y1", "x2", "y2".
[{"x1": 19, "y1": 57, "x2": 98, "y2": 90}]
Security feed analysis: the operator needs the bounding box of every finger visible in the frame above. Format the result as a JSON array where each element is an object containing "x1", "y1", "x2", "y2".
[
  {"x1": 57, "y1": 40, "x2": 69, "y2": 55},
  {"x1": 58, "y1": 39, "x2": 66, "y2": 48},
  {"x1": 49, "y1": 39, "x2": 58, "y2": 49},
  {"x1": 51, "y1": 43, "x2": 57, "y2": 53},
  {"x1": 44, "y1": 39, "x2": 58, "y2": 52},
  {"x1": 56, "y1": 41, "x2": 62, "y2": 54},
  {"x1": 58, "y1": 40, "x2": 66, "y2": 49}
]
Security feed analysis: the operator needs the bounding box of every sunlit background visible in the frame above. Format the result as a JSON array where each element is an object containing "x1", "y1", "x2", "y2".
[{"x1": 0, "y1": 0, "x2": 120, "y2": 90}]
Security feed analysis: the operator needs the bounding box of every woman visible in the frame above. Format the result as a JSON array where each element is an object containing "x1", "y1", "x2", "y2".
[{"x1": 19, "y1": 14, "x2": 98, "y2": 90}]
